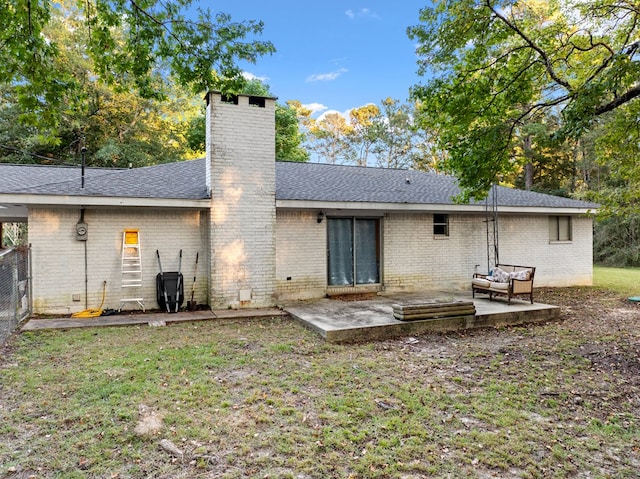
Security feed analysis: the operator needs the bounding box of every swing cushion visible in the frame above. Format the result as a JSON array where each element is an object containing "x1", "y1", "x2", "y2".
[
  {"x1": 472, "y1": 264, "x2": 536, "y2": 304},
  {"x1": 471, "y1": 278, "x2": 491, "y2": 288}
]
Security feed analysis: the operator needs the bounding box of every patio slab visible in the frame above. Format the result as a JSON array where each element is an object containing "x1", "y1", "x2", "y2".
[
  {"x1": 21, "y1": 308, "x2": 287, "y2": 331},
  {"x1": 20, "y1": 292, "x2": 559, "y2": 344},
  {"x1": 282, "y1": 291, "x2": 560, "y2": 343}
]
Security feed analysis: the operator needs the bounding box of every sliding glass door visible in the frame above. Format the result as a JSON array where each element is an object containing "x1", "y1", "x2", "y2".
[{"x1": 327, "y1": 217, "x2": 380, "y2": 286}]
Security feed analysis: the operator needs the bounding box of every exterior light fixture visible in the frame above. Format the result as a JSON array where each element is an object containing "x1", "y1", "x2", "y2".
[{"x1": 317, "y1": 212, "x2": 324, "y2": 223}]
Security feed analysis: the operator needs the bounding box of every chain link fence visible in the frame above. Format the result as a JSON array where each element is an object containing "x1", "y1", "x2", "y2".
[{"x1": 0, "y1": 246, "x2": 32, "y2": 346}]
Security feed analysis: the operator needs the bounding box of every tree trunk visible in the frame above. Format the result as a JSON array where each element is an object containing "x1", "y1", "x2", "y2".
[{"x1": 523, "y1": 135, "x2": 533, "y2": 190}]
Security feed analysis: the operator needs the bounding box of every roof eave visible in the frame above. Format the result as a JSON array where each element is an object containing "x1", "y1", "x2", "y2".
[
  {"x1": 0, "y1": 194, "x2": 210, "y2": 209},
  {"x1": 275, "y1": 199, "x2": 597, "y2": 215}
]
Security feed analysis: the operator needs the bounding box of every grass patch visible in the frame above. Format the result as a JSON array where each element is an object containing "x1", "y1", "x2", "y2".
[
  {"x1": 594, "y1": 265, "x2": 640, "y2": 296},
  {"x1": 1, "y1": 288, "x2": 639, "y2": 478}
]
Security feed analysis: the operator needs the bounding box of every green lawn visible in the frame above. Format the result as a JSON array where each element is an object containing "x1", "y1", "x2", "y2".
[
  {"x1": 594, "y1": 265, "x2": 640, "y2": 296},
  {"x1": 1, "y1": 287, "x2": 639, "y2": 478}
]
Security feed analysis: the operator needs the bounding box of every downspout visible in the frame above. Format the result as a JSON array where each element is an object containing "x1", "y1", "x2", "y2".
[
  {"x1": 84, "y1": 237, "x2": 88, "y2": 309},
  {"x1": 79, "y1": 208, "x2": 88, "y2": 309}
]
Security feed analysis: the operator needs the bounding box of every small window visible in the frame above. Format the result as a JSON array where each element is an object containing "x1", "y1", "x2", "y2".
[
  {"x1": 549, "y1": 216, "x2": 572, "y2": 242},
  {"x1": 433, "y1": 214, "x2": 449, "y2": 236}
]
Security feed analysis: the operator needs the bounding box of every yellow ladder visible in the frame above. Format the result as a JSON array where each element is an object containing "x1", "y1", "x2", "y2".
[{"x1": 119, "y1": 229, "x2": 145, "y2": 311}]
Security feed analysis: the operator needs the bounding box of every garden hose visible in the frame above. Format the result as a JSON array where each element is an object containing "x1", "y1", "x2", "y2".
[{"x1": 71, "y1": 281, "x2": 106, "y2": 318}]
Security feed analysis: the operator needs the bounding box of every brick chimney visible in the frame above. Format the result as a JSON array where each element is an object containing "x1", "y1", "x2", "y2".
[{"x1": 205, "y1": 92, "x2": 277, "y2": 308}]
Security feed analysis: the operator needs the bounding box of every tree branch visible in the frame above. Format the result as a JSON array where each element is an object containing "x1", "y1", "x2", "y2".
[
  {"x1": 595, "y1": 84, "x2": 640, "y2": 115},
  {"x1": 128, "y1": 0, "x2": 184, "y2": 47},
  {"x1": 486, "y1": 0, "x2": 572, "y2": 90}
]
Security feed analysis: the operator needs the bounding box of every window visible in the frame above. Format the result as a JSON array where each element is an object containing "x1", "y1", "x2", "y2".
[
  {"x1": 327, "y1": 218, "x2": 380, "y2": 286},
  {"x1": 549, "y1": 216, "x2": 572, "y2": 242},
  {"x1": 433, "y1": 214, "x2": 449, "y2": 236}
]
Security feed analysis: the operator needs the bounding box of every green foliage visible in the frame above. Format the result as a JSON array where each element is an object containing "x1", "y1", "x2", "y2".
[
  {"x1": 508, "y1": 116, "x2": 591, "y2": 197},
  {"x1": 182, "y1": 79, "x2": 310, "y2": 162},
  {"x1": 184, "y1": 114, "x2": 206, "y2": 154},
  {"x1": 375, "y1": 98, "x2": 428, "y2": 169},
  {"x1": 588, "y1": 102, "x2": 640, "y2": 218},
  {"x1": 275, "y1": 102, "x2": 310, "y2": 162},
  {"x1": 408, "y1": 0, "x2": 640, "y2": 203},
  {"x1": 0, "y1": 2, "x2": 223, "y2": 167},
  {"x1": 307, "y1": 111, "x2": 353, "y2": 164},
  {"x1": 594, "y1": 215, "x2": 640, "y2": 267},
  {"x1": 0, "y1": 0, "x2": 275, "y2": 131},
  {"x1": 306, "y1": 99, "x2": 424, "y2": 168},
  {"x1": 243, "y1": 78, "x2": 310, "y2": 161}
]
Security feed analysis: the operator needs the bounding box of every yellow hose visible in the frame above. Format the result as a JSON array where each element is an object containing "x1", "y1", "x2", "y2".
[{"x1": 71, "y1": 281, "x2": 106, "y2": 318}]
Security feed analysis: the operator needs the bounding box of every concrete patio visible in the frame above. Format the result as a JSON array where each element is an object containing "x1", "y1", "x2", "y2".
[
  {"x1": 283, "y1": 292, "x2": 560, "y2": 343},
  {"x1": 21, "y1": 291, "x2": 559, "y2": 343}
]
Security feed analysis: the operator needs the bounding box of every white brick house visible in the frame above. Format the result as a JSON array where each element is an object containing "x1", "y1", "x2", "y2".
[{"x1": 0, "y1": 92, "x2": 597, "y2": 315}]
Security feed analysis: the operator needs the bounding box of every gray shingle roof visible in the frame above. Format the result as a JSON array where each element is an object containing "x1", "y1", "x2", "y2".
[
  {"x1": 0, "y1": 160, "x2": 208, "y2": 200},
  {"x1": 275, "y1": 162, "x2": 598, "y2": 209},
  {"x1": 0, "y1": 159, "x2": 598, "y2": 209}
]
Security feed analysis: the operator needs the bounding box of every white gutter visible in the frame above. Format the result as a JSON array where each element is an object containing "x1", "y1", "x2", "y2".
[
  {"x1": 276, "y1": 199, "x2": 596, "y2": 215},
  {"x1": 0, "y1": 194, "x2": 210, "y2": 209}
]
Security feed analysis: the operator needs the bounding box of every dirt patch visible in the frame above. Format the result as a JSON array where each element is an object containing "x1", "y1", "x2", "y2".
[{"x1": 134, "y1": 404, "x2": 165, "y2": 436}]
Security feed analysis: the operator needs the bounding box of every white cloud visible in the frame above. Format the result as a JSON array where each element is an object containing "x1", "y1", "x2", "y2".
[
  {"x1": 305, "y1": 68, "x2": 348, "y2": 82},
  {"x1": 345, "y1": 8, "x2": 378, "y2": 20},
  {"x1": 242, "y1": 71, "x2": 269, "y2": 82},
  {"x1": 316, "y1": 103, "x2": 378, "y2": 122},
  {"x1": 317, "y1": 109, "x2": 350, "y2": 122},
  {"x1": 302, "y1": 102, "x2": 328, "y2": 116}
]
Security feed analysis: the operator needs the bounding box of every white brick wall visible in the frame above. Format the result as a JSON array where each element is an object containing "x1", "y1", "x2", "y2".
[
  {"x1": 497, "y1": 215, "x2": 593, "y2": 286},
  {"x1": 206, "y1": 93, "x2": 276, "y2": 308},
  {"x1": 275, "y1": 210, "x2": 327, "y2": 300},
  {"x1": 384, "y1": 213, "x2": 593, "y2": 291},
  {"x1": 383, "y1": 212, "x2": 486, "y2": 292},
  {"x1": 29, "y1": 207, "x2": 207, "y2": 315},
  {"x1": 274, "y1": 211, "x2": 593, "y2": 300}
]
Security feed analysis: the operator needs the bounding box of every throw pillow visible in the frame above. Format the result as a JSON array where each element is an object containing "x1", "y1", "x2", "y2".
[
  {"x1": 492, "y1": 267, "x2": 510, "y2": 283},
  {"x1": 510, "y1": 270, "x2": 530, "y2": 281}
]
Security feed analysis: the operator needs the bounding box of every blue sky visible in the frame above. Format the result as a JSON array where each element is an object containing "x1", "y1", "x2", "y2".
[{"x1": 210, "y1": 1, "x2": 428, "y2": 118}]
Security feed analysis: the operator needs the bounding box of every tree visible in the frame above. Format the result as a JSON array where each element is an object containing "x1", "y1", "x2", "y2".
[
  {"x1": 305, "y1": 99, "x2": 439, "y2": 168},
  {"x1": 0, "y1": 0, "x2": 274, "y2": 131},
  {"x1": 373, "y1": 98, "x2": 418, "y2": 169},
  {"x1": 345, "y1": 104, "x2": 381, "y2": 166},
  {"x1": 408, "y1": 0, "x2": 640, "y2": 202},
  {"x1": 307, "y1": 113, "x2": 353, "y2": 164},
  {"x1": 508, "y1": 115, "x2": 585, "y2": 197},
  {"x1": 0, "y1": 2, "x2": 202, "y2": 167},
  {"x1": 583, "y1": 100, "x2": 640, "y2": 223},
  {"x1": 275, "y1": 101, "x2": 310, "y2": 162}
]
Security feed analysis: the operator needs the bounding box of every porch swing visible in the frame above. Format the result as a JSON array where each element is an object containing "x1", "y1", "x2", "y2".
[{"x1": 472, "y1": 185, "x2": 537, "y2": 304}]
